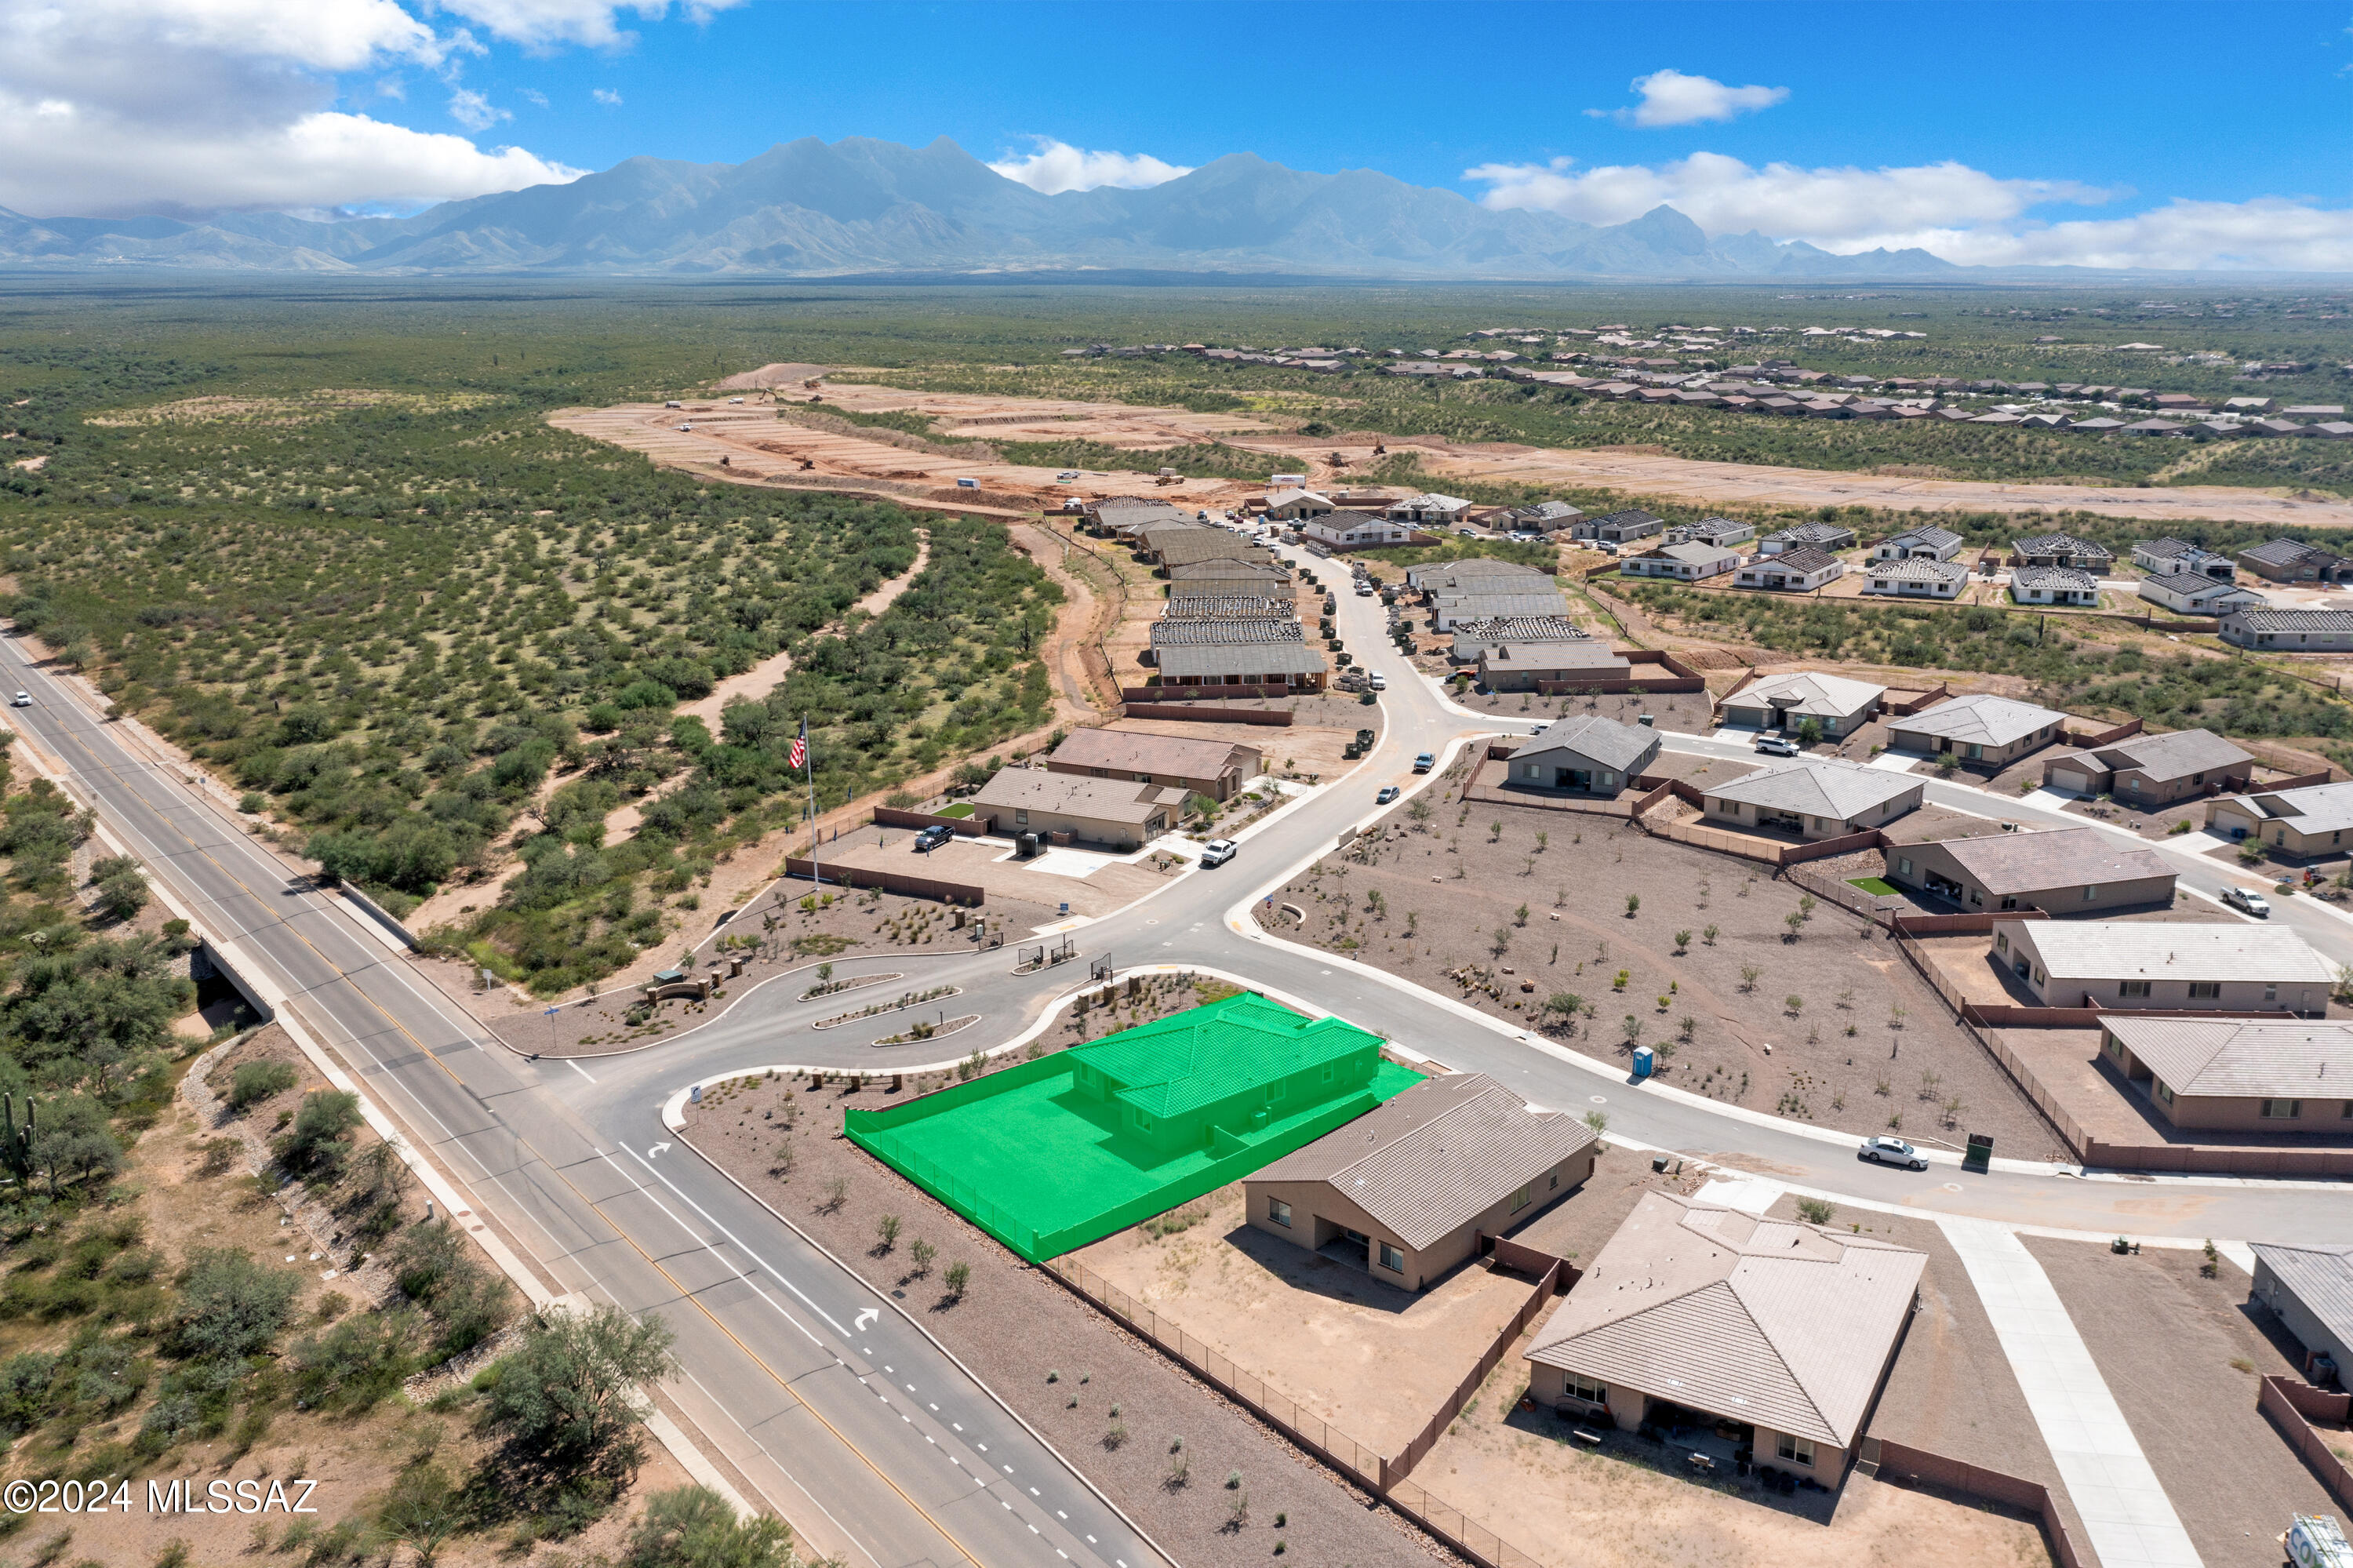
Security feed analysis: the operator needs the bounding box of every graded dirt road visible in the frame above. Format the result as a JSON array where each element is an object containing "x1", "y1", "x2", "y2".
[{"x1": 556, "y1": 377, "x2": 2353, "y2": 529}]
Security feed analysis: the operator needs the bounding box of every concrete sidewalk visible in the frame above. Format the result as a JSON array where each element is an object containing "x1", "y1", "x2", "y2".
[{"x1": 1939, "y1": 1218, "x2": 2203, "y2": 1568}]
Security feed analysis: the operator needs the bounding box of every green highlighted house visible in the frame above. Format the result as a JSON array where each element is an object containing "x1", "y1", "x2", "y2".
[{"x1": 846, "y1": 992, "x2": 1418, "y2": 1262}]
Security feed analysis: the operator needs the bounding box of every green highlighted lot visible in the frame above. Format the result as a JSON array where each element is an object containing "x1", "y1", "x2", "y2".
[{"x1": 846, "y1": 993, "x2": 1417, "y2": 1261}]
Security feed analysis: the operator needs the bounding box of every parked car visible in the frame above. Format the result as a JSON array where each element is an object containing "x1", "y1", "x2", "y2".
[
  {"x1": 1754, "y1": 734, "x2": 1801, "y2": 757},
  {"x1": 1376, "y1": 785, "x2": 1401, "y2": 805},
  {"x1": 1367, "y1": 673, "x2": 1387, "y2": 690},
  {"x1": 1413, "y1": 752, "x2": 1435, "y2": 773},
  {"x1": 8, "y1": 691, "x2": 26, "y2": 708},
  {"x1": 2221, "y1": 885, "x2": 2271, "y2": 918},
  {"x1": 1857, "y1": 1136, "x2": 1927, "y2": 1171},
  {"x1": 912, "y1": 824, "x2": 955, "y2": 853},
  {"x1": 1199, "y1": 839, "x2": 1237, "y2": 868},
  {"x1": 1056, "y1": 470, "x2": 1082, "y2": 480}
]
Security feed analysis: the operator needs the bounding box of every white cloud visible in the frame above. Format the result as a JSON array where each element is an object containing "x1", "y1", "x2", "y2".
[
  {"x1": 1467, "y1": 151, "x2": 2103, "y2": 242},
  {"x1": 591, "y1": 86, "x2": 623, "y2": 105},
  {"x1": 1590, "y1": 69, "x2": 1788, "y2": 128},
  {"x1": 987, "y1": 137, "x2": 1193, "y2": 195},
  {"x1": 518, "y1": 86, "x2": 548, "y2": 106},
  {"x1": 1464, "y1": 149, "x2": 2353, "y2": 271},
  {"x1": 0, "y1": 0, "x2": 580, "y2": 216},
  {"x1": 432, "y1": 0, "x2": 745, "y2": 51},
  {"x1": 447, "y1": 85, "x2": 507, "y2": 130}
]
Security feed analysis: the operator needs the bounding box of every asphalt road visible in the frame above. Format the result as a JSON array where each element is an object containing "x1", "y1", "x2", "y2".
[
  {"x1": 5, "y1": 542, "x2": 2350, "y2": 1568},
  {"x1": 0, "y1": 639, "x2": 1164, "y2": 1568}
]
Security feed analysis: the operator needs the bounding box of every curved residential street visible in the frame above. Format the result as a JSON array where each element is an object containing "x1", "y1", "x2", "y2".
[{"x1": 2, "y1": 533, "x2": 2347, "y2": 1568}]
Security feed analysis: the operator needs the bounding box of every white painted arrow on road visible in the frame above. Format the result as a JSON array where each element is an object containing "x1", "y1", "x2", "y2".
[
  {"x1": 854, "y1": 1308, "x2": 879, "y2": 1332},
  {"x1": 647, "y1": 1141, "x2": 671, "y2": 1156}
]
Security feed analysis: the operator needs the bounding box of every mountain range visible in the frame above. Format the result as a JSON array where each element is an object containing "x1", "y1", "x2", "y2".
[{"x1": 0, "y1": 135, "x2": 1962, "y2": 281}]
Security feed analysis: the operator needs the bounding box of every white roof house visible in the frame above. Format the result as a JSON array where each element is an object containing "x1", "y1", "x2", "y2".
[
  {"x1": 2137, "y1": 573, "x2": 2267, "y2": 615},
  {"x1": 2008, "y1": 921, "x2": 2335, "y2": 988},
  {"x1": 1386, "y1": 493, "x2": 1475, "y2": 524},
  {"x1": 1700, "y1": 759, "x2": 1922, "y2": 839}
]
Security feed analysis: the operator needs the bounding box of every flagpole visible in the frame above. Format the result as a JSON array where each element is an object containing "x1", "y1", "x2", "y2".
[{"x1": 802, "y1": 715, "x2": 821, "y2": 886}]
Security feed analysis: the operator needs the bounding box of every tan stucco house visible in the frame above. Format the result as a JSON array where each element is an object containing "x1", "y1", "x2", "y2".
[
  {"x1": 1886, "y1": 827, "x2": 2176, "y2": 914},
  {"x1": 1991, "y1": 919, "x2": 2335, "y2": 1013},
  {"x1": 1244, "y1": 1073, "x2": 1597, "y2": 1293},
  {"x1": 2099, "y1": 1017, "x2": 2353, "y2": 1134},
  {"x1": 1525, "y1": 1192, "x2": 1926, "y2": 1485},
  {"x1": 969, "y1": 769, "x2": 1184, "y2": 850}
]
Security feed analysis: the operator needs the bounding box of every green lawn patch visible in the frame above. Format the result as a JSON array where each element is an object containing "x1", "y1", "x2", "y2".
[
  {"x1": 936, "y1": 802, "x2": 974, "y2": 818},
  {"x1": 1846, "y1": 877, "x2": 1900, "y2": 896}
]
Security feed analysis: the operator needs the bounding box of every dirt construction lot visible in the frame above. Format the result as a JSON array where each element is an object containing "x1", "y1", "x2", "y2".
[
  {"x1": 1252, "y1": 795, "x2": 2070, "y2": 1161},
  {"x1": 2024, "y1": 1239, "x2": 2337, "y2": 1568}
]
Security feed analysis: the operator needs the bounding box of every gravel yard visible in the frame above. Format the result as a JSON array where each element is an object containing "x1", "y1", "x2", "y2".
[
  {"x1": 1253, "y1": 800, "x2": 2070, "y2": 1161},
  {"x1": 682, "y1": 1053, "x2": 1451, "y2": 1568}
]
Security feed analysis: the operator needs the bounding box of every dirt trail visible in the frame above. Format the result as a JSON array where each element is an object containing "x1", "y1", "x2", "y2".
[
  {"x1": 713, "y1": 361, "x2": 831, "y2": 390},
  {"x1": 676, "y1": 531, "x2": 933, "y2": 729},
  {"x1": 1013, "y1": 520, "x2": 1123, "y2": 720}
]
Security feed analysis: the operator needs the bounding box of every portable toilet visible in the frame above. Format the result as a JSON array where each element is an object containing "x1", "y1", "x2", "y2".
[
  {"x1": 955, "y1": 477, "x2": 980, "y2": 489},
  {"x1": 1631, "y1": 1046, "x2": 1655, "y2": 1080}
]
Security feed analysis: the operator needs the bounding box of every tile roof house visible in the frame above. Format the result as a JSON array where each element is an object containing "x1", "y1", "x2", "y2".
[
  {"x1": 1504, "y1": 715, "x2": 1662, "y2": 794},
  {"x1": 970, "y1": 769, "x2": 1189, "y2": 850},
  {"x1": 1166, "y1": 558, "x2": 1292, "y2": 596},
  {"x1": 2237, "y1": 539, "x2": 2353, "y2": 584},
  {"x1": 1524, "y1": 1191, "x2": 1926, "y2": 1481},
  {"x1": 1500, "y1": 500, "x2": 1585, "y2": 533},
  {"x1": 1679, "y1": 517, "x2": 1757, "y2": 548},
  {"x1": 1263, "y1": 488, "x2": 1335, "y2": 521},
  {"x1": 1886, "y1": 826, "x2": 2176, "y2": 914},
  {"x1": 2137, "y1": 572, "x2": 2267, "y2": 616},
  {"x1": 1863, "y1": 558, "x2": 1969, "y2": 598},
  {"x1": 1046, "y1": 728, "x2": 1264, "y2": 801},
  {"x1": 2009, "y1": 564, "x2": 2102, "y2": 606},
  {"x1": 1886, "y1": 694, "x2": 2066, "y2": 766},
  {"x1": 1571, "y1": 508, "x2": 1665, "y2": 544},
  {"x1": 1718, "y1": 671, "x2": 1885, "y2": 738},
  {"x1": 1757, "y1": 521, "x2": 1859, "y2": 555},
  {"x1": 1300, "y1": 510, "x2": 1417, "y2": 551},
  {"x1": 1153, "y1": 638, "x2": 1329, "y2": 687},
  {"x1": 1140, "y1": 526, "x2": 1270, "y2": 569},
  {"x1": 1700, "y1": 758, "x2": 1923, "y2": 839},
  {"x1": 1620, "y1": 541, "x2": 1741, "y2": 581},
  {"x1": 2041, "y1": 728, "x2": 2255, "y2": 806},
  {"x1": 1385, "y1": 493, "x2": 1476, "y2": 526},
  {"x1": 1872, "y1": 526, "x2": 1964, "y2": 562},
  {"x1": 1406, "y1": 558, "x2": 1553, "y2": 594},
  {"x1": 1733, "y1": 547, "x2": 1846, "y2": 592},
  {"x1": 2099, "y1": 1018, "x2": 2353, "y2": 1137},
  {"x1": 1068, "y1": 991, "x2": 1385, "y2": 1159},
  {"x1": 2249, "y1": 1241, "x2": 2353, "y2": 1384},
  {"x1": 2010, "y1": 533, "x2": 2115, "y2": 569},
  {"x1": 2206, "y1": 780, "x2": 2353, "y2": 856},
  {"x1": 2220, "y1": 607, "x2": 2353, "y2": 652},
  {"x1": 1447, "y1": 615, "x2": 1591, "y2": 661},
  {"x1": 1160, "y1": 595, "x2": 1296, "y2": 621},
  {"x1": 1429, "y1": 588, "x2": 1573, "y2": 631},
  {"x1": 1476, "y1": 639, "x2": 1630, "y2": 691},
  {"x1": 1246, "y1": 1072, "x2": 1598, "y2": 1292},
  {"x1": 1991, "y1": 919, "x2": 2335, "y2": 1014}
]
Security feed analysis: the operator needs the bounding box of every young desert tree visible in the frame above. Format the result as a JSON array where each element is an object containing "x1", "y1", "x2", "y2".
[
  {"x1": 486, "y1": 1303, "x2": 678, "y2": 1476},
  {"x1": 620, "y1": 1486, "x2": 796, "y2": 1568}
]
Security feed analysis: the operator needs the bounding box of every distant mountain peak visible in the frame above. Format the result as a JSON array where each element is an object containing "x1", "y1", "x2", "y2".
[{"x1": 0, "y1": 135, "x2": 1962, "y2": 280}]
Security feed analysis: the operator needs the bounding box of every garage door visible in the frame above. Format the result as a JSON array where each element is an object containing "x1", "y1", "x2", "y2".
[{"x1": 2049, "y1": 769, "x2": 2091, "y2": 795}]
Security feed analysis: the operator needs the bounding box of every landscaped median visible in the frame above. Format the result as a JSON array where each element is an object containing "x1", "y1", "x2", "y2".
[{"x1": 844, "y1": 991, "x2": 1421, "y2": 1261}]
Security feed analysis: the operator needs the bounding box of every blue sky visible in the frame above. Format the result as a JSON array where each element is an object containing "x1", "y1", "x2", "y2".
[{"x1": 5, "y1": 0, "x2": 2350, "y2": 269}]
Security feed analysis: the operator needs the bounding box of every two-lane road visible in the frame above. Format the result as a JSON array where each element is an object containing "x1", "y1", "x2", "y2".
[{"x1": 0, "y1": 638, "x2": 1164, "y2": 1568}]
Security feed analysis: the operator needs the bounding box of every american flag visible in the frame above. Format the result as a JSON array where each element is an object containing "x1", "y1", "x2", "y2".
[{"x1": 787, "y1": 716, "x2": 808, "y2": 772}]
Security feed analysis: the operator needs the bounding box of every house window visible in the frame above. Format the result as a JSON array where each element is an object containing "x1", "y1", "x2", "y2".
[
  {"x1": 1995, "y1": 933, "x2": 2009, "y2": 953},
  {"x1": 1896, "y1": 858, "x2": 1914, "y2": 878},
  {"x1": 2262, "y1": 1099, "x2": 2302, "y2": 1120},
  {"x1": 1320, "y1": 1064, "x2": 1335, "y2": 1086},
  {"x1": 2082, "y1": 886, "x2": 2099, "y2": 901},
  {"x1": 1267, "y1": 1197, "x2": 1293, "y2": 1228},
  {"x1": 1776, "y1": 1435, "x2": 1816, "y2": 1468},
  {"x1": 2265, "y1": 983, "x2": 2278, "y2": 1002},
  {"x1": 1548, "y1": 1171, "x2": 1559, "y2": 1190},
  {"x1": 2189, "y1": 981, "x2": 2221, "y2": 999},
  {"x1": 2156, "y1": 1081, "x2": 2175, "y2": 1105},
  {"x1": 1563, "y1": 1373, "x2": 1608, "y2": 1407},
  {"x1": 1267, "y1": 1079, "x2": 1286, "y2": 1103},
  {"x1": 1377, "y1": 1241, "x2": 1405, "y2": 1274},
  {"x1": 2119, "y1": 980, "x2": 2151, "y2": 999},
  {"x1": 1014, "y1": 809, "x2": 1030, "y2": 825},
  {"x1": 1508, "y1": 1186, "x2": 1531, "y2": 1214}
]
